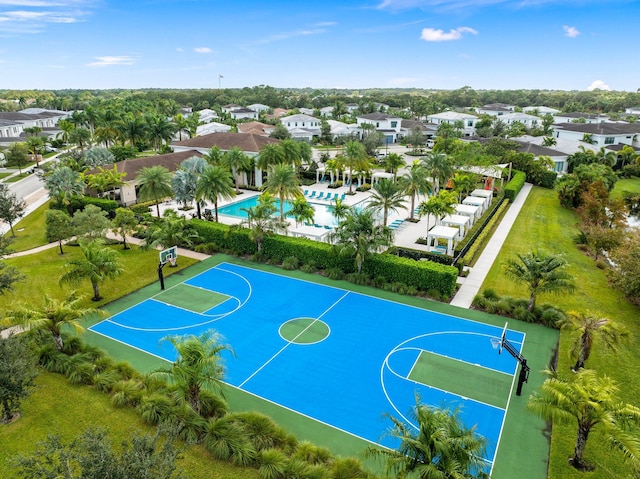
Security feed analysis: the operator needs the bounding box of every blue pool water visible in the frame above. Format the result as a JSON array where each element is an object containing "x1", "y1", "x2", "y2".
[{"x1": 218, "y1": 194, "x2": 360, "y2": 226}]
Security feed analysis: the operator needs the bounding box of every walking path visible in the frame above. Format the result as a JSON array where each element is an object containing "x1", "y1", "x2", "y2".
[{"x1": 449, "y1": 183, "x2": 533, "y2": 308}]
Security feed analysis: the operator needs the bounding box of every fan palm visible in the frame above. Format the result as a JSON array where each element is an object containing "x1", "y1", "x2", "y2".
[
  {"x1": 557, "y1": 311, "x2": 629, "y2": 371},
  {"x1": 4, "y1": 292, "x2": 101, "y2": 351},
  {"x1": 528, "y1": 369, "x2": 640, "y2": 471},
  {"x1": 503, "y1": 250, "x2": 576, "y2": 312},
  {"x1": 136, "y1": 165, "x2": 173, "y2": 217},
  {"x1": 330, "y1": 208, "x2": 392, "y2": 273},
  {"x1": 153, "y1": 330, "x2": 233, "y2": 416},
  {"x1": 368, "y1": 395, "x2": 487, "y2": 479},
  {"x1": 59, "y1": 241, "x2": 124, "y2": 302},
  {"x1": 196, "y1": 165, "x2": 235, "y2": 222}
]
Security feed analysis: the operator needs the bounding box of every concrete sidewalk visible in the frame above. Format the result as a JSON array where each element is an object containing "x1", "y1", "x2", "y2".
[{"x1": 450, "y1": 183, "x2": 533, "y2": 308}]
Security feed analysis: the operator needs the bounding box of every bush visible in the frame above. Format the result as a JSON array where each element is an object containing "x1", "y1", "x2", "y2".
[
  {"x1": 281, "y1": 256, "x2": 300, "y2": 271},
  {"x1": 364, "y1": 254, "x2": 458, "y2": 299},
  {"x1": 539, "y1": 171, "x2": 558, "y2": 189},
  {"x1": 129, "y1": 200, "x2": 158, "y2": 215},
  {"x1": 49, "y1": 195, "x2": 119, "y2": 217},
  {"x1": 503, "y1": 170, "x2": 526, "y2": 201}
]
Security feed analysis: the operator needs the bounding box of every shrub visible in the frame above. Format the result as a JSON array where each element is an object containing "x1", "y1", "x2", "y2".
[
  {"x1": 539, "y1": 171, "x2": 558, "y2": 189},
  {"x1": 282, "y1": 256, "x2": 300, "y2": 271},
  {"x1": 504, "y1": 170, "x2": 526, "y2": 201},
  {"x1": 258, "y1": 448, "x2": 288, "y2": 479},
  {"x1": 138, "y1": 392, "x2": 175, "y2": 425}
]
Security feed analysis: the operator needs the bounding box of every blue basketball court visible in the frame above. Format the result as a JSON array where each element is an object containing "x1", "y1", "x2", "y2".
[{"x1": 90, "y1": 262, "x2": 525, "y2": 473}]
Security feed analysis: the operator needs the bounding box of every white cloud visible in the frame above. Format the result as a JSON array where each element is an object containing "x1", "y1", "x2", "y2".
[
  {"x1": 176, "y1": 47, "x2": 184, "y2": 52},
  {"x1": 563, "y1": 25, "x2": 580, "y2": 38},
  {"x1": 254, "y1": 23, "x2": 334, "y2": 45},
  {"x1": 0, "y1": 1, "x2": 92, "y2": 34},
  {"x1": 86, "y1": 56, "x2": 135, "y2": 67},
  {"x1": 420, "y1": 26, "x2": 478, "y2": 41},
  {"x1": 587, "y1": 80, "x2": 610, "y2": 91},
  {"x1": 194, "y1": 47, "x2": 212, "y2": 53}
]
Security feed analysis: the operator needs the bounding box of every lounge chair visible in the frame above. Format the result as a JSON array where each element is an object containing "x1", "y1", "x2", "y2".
[
  {"x1": 340, "y1": 194, "x2": 346, "y2": 201},
  {"x1": 308, "y1": 190, "x2": 316, "y2": 198},
  {"x1": 317, "y1": 192, "x2": 325, "y2": 200},
  {"x1": 324, "y1": 225, "x2": 332, "y2": 230},
  {"x1": 303, "y1": 189, "x2": 309, "y2": 196}
]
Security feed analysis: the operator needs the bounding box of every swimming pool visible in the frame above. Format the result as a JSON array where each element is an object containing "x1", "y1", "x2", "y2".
[{"x1": 218, "y1": 194, "x2": 362, "y2": 226}]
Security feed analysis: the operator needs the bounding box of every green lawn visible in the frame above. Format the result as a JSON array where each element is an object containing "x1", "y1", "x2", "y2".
[
  {"x1": 0, "y1": 373, "x2": 258, "y2": 479},
  {"x1": 0, "y1": 172, "x2": 12, "y2": 181},
  {"x1": 610, "y1": 176, "x2": 640, "y2": 199},
  {"x1": 4, "y1": 201, "x2": 51, "y2": 252},
  {"x1": 0, "y1": 244, "x2": 198, "y2": 311},
  {"x1": 4, "y1": 173, "x2": 31, "y2": 183},
  {"x1": 480, "y1": 186, "x2": 640, "y2": 479}
]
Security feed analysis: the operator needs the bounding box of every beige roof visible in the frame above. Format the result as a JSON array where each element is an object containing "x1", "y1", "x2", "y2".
[
  {"x1": 98, "y1": 150, "x2": 203, "y2": 182},
  {"x1": 171, "y1": 132, "x2": 279, "y2": 153},
  {"x1": 237, "y1": 121, "x2": 274, "y2": 136}
]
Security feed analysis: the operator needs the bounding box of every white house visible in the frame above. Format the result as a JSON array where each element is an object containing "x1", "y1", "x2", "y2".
[
  {"x1": 356, "y1": 112, "x2": 403, "y2": 143},
  {"x1": 475, "y1": 103, "x2": 514, "y2": 116},
  {"x1": 230, "y1": 108, "x2": 258, "y2": 120},
  {"x1": 195, "y1": 122, "x2": 232, "y2": 136},
  {"x1": 196, "y1": 109, "x2": 219, "y2": 123},
  {"x1": 523, "y1": 106, "x2": 560, "y2": 115},
  {"x1": 247, "y1": 103, "x2": 270, "y2": 113},
  {"x1": 221, "y1": 104, "x2": 242, "y2": 114},
  {"x1": 553, "y1": 112, "x2": 609, "y2": 124},
  {"x1": 319, "y1": 106, "x2": 334, "y2": 117},
  {"x1": 553, "y1": 123, "x2": 640, "y2": 148},
  {"x1": 495, "y1": 112, "x2": 540, "y2": 129},
  {"x1": 327, "y1": 120, "x2": 362, "y2": 140},
  {"x1": 512, "y1": 141, "x2": 570, "y2": 173},
  {"x1": 426, "y1": 111, "x2": 479, "y2": 137},
  {"x1": 298, "y1": 108, "x2": 315, "y2": 116},
  {"x1": 280, "y1": 113, "x2": 321, "y2": 141}
]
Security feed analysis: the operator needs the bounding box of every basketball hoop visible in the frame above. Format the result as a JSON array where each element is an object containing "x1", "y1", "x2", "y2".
[{"x1": 490, "y1": 337, "x2": 502, "y2": 350}]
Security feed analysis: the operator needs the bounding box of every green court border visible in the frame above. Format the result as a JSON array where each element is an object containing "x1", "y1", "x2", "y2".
[{"x1": 83, "y1": 254, "x2": 558, "y2": 478}]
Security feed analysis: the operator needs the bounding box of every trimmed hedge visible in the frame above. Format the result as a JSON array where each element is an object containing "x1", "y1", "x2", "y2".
[
  {"x1": 364, "y1": 254, "x2": 458, "y2": 299},
  {"x1": 189, "y1": 219, "x2": 457, "y2": 298},
  {"x1": 539, "y1": 171, "x2": 557, "y2": 189},
  {"x1": 461, "y1": 199, "x2": 511, "y2": 266},
  {"x1": 50, "y1": 196, "x2": 119, "y2": 217},
  {"x1": 504, "y1": 170, "x2": 526, "y2": 201},
  {"x1": 129, "y1": 200, "x2": 158, "y2": 215}
]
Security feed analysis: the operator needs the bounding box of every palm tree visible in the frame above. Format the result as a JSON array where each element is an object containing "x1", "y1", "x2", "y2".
[
  {"x1": 399, "y1": 160, "x2": 433, "y2": 221},
  {"x1": 328, "y1": 197, "x2": 351, "y2": 223},
  {"x1": 417, "y1": 190, "x2": 457, "y2": 228},
  {"x1": 56, "y1": 119, "x2": 75, "y2": 146},
  {"x1": 173, "y1": 113, "x2": 189, "y2": 141},
  {"x1": 153, "y1": 330, "x2": 233, "y2": 416},
  {"x1": 171, "y1": 156, "x2": 208, "y2": 216},
  {"x1": 202, "y1": 146, "x2": 224, "y2": 166},
  {"x1": 368, "y1": 395, "x2": 487, "y2": 479},
  {"x1": 330, "y1": 208, "x2": 393, "y2": 274},
  {"x1": 340, "y1": 141, "x2": 368, "y2": 194},
  {"x1": 25, "y1": 135, "x2": 46, "y2": 168},
  {"x1": 557, "y1": 311, "x2": 629, "y2": 371},
  {"x1": 256, "y1": 143, "x2": 285, "y2": 173},
  {"x1": 222, "y1": 147, "x2": 250, "y2": 193},
  {"x1": 5, "y1": 292, "x2": 100, "y2": 351},
  {"x1": 241, "y1": 193, "x2": 278, "y2": 253},
  {"x1": 68, "y1": 127, "x2": 92, "y2": 152},
  {"x1": 451, "y1": 172, "x2": 479, "y2": 202},
  {"x1": 43, "y1": 166, "x2": 85, "y2": 213},
  {"x1": 504, "y1": 250, "x2": 576, "y2": 312},
  {"x1": 59, "y1": 241, "x2": 124, "y2": 302},
  {"x1": 381, "y1": 152, "x2": 405, "y2": 179},
  {"x1": 146, "y1": 114, "x2": 176, "y2": 151},
  {"x1": 262, "y1": 163, "x2": 301, "y2": 221},
  {"x1": 289, "y1": 197, "x2": 315, "y2": 227},
  {"x1": 196, "y1": 165, "x2": 235, "y2": 222},
  {"x1": 421, "y1": 151, "x2": 454, "y2": 193},
  {"x1": 367, "y1": 178, "x2": 406, "y2": 226},
  {"x1": 528, "y1": 369, "x2": 640, "y2": 471},
  {"x1": 279, "y1": 139, "x2": 303, "y2": 168},
  {"x1": 117, "y1": 113, "x2": 148, "y2": 148},
  {"x1": 144, "y1": 209, "x2": 198, "y2": 251},
  {"x1": 136, "y1": 165, "x2": 173, "y2": 217}
]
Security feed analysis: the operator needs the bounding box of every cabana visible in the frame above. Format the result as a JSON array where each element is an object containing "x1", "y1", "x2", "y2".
[
  {"x1": 290, "y1": 224, "x2": 332, "y2": 242},
  {"x1": 462, "y1": 196, "x2": 487, "y2": 213},
  {"x1": 454, "y1": 204, "x2": 481, "y2": 225},
  {"x1": 315, "y1": 166, "x2": 335, "y2": 184},
  {"x1": 441, "y1": 214, "x2": 471, "y2": 240},
  {"x1": 425, "y1": 225, "x2": 459, "y2": 256},
  {"x1": 471, "y1": 188, "x2": 493, "y2": 206},
  {"x1": 372, "y1": 172, "x2": 394, "y2": 184}
]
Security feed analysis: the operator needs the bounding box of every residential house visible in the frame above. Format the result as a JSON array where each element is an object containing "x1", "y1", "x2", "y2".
[
  {"x1": 327, "y1": 120, "x2": 362, "y2": 141},
  {"x1": 247, "y1": 103, "x2": 270, "y2": 113},
  {"x1": 280, "y1": 113, "x2": 321, "y2": 142},
  {"x1": 195, "y1": 122, "x2": 232, "y2": 136},
  {"x1": 345, "y1": 103, "x2": 359, "y2": 113},
  {"x1": 298, "y1": 108, "x2": 315, "y2": 116},
  {"x1": 494, "y1": 112, "x2": 540, "y2": 129},
  {"x1": 553, "y1": 112, "x2": 609, "y2": 124},
  {"x1": 552, "y1": 122, "x2": 640, "y2": 148},
  {"x1": 426, "y1": 111, "x2": 479, "y2": 137},
  {"x1": 221, "y1": 104, "x2": 242, "y2": 114},
  {"x1": 196, "y1": 109, "x2": 219, "y2": 123},
  {"x1": 172, "y1": 132, "x2": 280, "y2": 187},
  {"x1": 237, "y1": 121, "x2": 275, "y2": 136},
  {"x1": 356, "y1": 112, "x2": 403, "y2": 144},
  {"x1": 475, "y1": 103, "x2": 514, "y2": 116},
  {"x1": 230, "y1": 108, "x2": 258, "y2": 121},
  {"x1": 512, "y1": 141, "x2": 569, "y2": 173},
  {"x1": 523, "y1": 106, "x2": 560, "y2": 115},
  {"x1": 319, "y1": 106, "x2": 334, "y2": 117},
  {"x1": 400, "y1": 119, "x2": 437, "y2": 140}
]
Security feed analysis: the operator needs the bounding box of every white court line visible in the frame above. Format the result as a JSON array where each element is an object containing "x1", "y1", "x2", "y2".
[{"x1": 237, "y1": 291, "x2": 350, "y2": 389}]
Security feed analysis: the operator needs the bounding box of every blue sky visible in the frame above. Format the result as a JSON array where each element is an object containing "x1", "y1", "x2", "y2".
[{"x1": 1, "y1": 0, "x2": 638, "y2": 92}]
